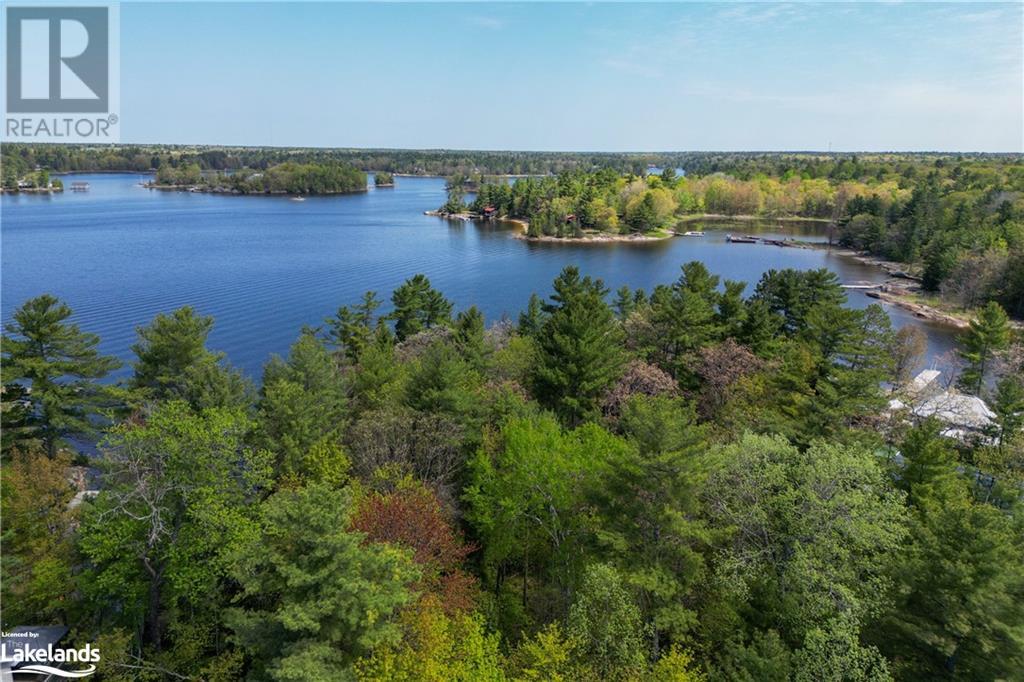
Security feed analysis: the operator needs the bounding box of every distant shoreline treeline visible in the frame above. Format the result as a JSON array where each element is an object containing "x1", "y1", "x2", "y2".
[{"x1": 2, "y1": 142, "x2": 1021, "y2": 184}]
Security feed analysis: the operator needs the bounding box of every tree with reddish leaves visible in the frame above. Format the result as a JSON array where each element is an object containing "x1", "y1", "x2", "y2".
[{"x1": 351, "y1": 479, "x2": 478, "y2": 614}]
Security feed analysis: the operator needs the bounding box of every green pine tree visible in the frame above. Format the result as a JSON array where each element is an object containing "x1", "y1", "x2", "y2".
[
  {"x1": 390, "y1": 274, "x2": 453, "y2": 341},
  {"x1": 533, "y1": 266, "x2": 625, "y2": 425},
  {"x1": 957, "y1": 301, "x2": 1011, "y2": 395},
  {"x1": 2, "y1": 295, "x2": 121, "y2": 455},
  {"x1": 327, "y1": 290, "x2": 381, "y2": 363},
  {"x1": 130, "y1": 306, "x2": 216, "y2": 400},
  {"x1": 227, "y1": 483, "x2": 419, "y2": 680}
]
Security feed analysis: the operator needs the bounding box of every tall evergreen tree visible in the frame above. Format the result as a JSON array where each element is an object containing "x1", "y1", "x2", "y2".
[
  {"x1": 327, "y1": 290, "x2": 381, "y2": 363},
  {"x1": 648, "y1": 261, "x2": 722, "y2": 382},
  {"x1": 130, "y1": 306, "x2": 217, "y2": 400},
  {"x1": 613, "y1": 285, "x2": 636, "y2": 321},
  {"x1": 957, "y1": 301, "x2": 1012, "y2": 395},
  {"x1": 533, "y1": 266, "x2": 625, "y2": 425},
  {"x1": 517, "y1": 293, "x2": 547, "y2": 337},
  {"x1": 453, "y1": 306, "x2": 488, "y2": 370},
  {"x1": 2, "y1": 295, "x2": 121, "y2": 455},
  {"x1": 753, "y1": 268, "x2": 846, "y2": 334},
  {"x1": 878, "y1": 449, "x2": 1024, "y2": 679},
  {"x1": 259, "y1": 332, "x2": 348, "y2": 484},
  {"x1": 596, "y1": 396, "x2": 711, "y2": 657},
  {"x1": 390, "y1": 274, "x2": 453, "y2": 341}
]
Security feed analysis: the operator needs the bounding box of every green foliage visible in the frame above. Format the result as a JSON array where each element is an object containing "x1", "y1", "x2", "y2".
[
  {"x1": 405, "y1": 338, "x2": 482, "y2": 420},
  {"x1": 327, "y1": 291, "x2": 382, "y2": 363},
  {"x1": 792, "y1": 615, "x2": 892, "y2": 682},
  {"x1": 517, "y1": 293, "x2": 546, "y2": 337},
  {"x1": 130, "y1": 305, "x2": 254, "y2": 411},
  {"x1": 354, "y1": 599, "x2": 504, "y2": 681},
  {"x1": 752, "y1": 268, "x2": 846, "y2": 334},
  {"x1": 508, "y1": 623, "x2": 580, "y2": 681},
  {"x1": 466, "y1": 415, "x2": 630, "y2": 613},
  {"x1": 645, "y1": 262, "x2": 724, "y2": 384},
  {"x1": 227, "y1": 483, "x2": 420, "y2": 681},
  {"x1": 566, "y1": 563, "x2": 647, "y2": 680},
  {"x1": 991, "y1": 373, "x2": 1024, "y2": 448},
  {"x1": 349, "y1": 332, "x2": 407, "y2": 414},
  {"x1": 453, "y1": 306, "x2": 488, "y2": 370},
  {"x1": 596, "y1": 396, "x2": 711, "y2": 653},
  {"x1": 7, "y1": 258, "x2": 1021, "y2": 680},
  {"x1": 390, "y1": 274, "x2": 453, "y2": 341},
  {"x1": 714, "y1": 630, "x2": 792, "y2": 681},
  {"x1": 957, "y1": 301, "x2": 1012, "y2": 395},
  {"x1": 258, "y1": 332, "x2": 348, "y2": 484},
  {"x1": 78, "y1": 401, "x2": 272, "y2": 656},
  {"x1": 131, "y1": 307, "x2": 213, "y2": 395},
  {"x1": 533, "y1": 266, "x2": 625, "y2": 425},
  {"x1": 877, "y1": 427, "x2": 1024, "y2": 680},
  {"x1": 701, "y1": 434, "x2": 908, "y2": 646},
  {"x1": 0, "y1": 448, "x2": 77, "y2": 628},
  {"x1": 2, "y1": 294, "x2": 121, "y2": 455},
  {"x1": 167, "y1": 161, "x2": 367, "y2": 194},
  {"x1": 130, "y1": 305, "x2": 249, "y2": 408}
]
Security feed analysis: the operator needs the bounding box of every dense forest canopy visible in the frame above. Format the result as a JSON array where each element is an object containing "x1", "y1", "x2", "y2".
[
  {"x1": 3, "y1": 263, "x2": 1023, "y2": 680},
  {"x1": 2, "y1": 142, "x2": 1020, "y2": 181}
]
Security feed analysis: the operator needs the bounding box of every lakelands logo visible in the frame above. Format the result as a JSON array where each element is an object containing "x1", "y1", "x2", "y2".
[
  {"x1": 0, "y1": 640, "x2": 100, "y2": 678},
  {"x1": 3, "y1": 2, "x2": 119, "y2": 142}
]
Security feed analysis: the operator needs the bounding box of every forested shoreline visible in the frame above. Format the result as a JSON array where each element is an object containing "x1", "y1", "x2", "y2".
[
  {"x1": 4, "y1": 143, "x2": 1020, "y2": 317},
  {"x1": 3, "y1": 264, "x2": 1022, "y2": 680},
  {"x1": 448, "y1": 160, "x2": 1023, "y2": 319},
  {"x1": 148, "y1": 161, "x2": 367, "y2": 195}
]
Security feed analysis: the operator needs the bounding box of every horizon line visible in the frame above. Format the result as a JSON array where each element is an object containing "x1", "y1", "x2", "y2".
[{"x1": 3, "y1": 141, "x2": 1023, "y2": 156}]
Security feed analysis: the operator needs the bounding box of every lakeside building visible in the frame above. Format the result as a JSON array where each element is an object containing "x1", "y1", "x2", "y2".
[{"x1": 888, "y1": 369, "x2": 997, "y2": 442}]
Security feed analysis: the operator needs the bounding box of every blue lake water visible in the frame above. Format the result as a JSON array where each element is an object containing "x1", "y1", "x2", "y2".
[{"x1": 1, "y1": 173, "x2": 959, "y2": 380}]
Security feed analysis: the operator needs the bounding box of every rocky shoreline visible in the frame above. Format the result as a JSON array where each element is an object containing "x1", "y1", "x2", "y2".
[
  {"x1": 1, "y1": 187, "x2": 63, "y2": 194},
  {"x1": 814, "y1": 246, "x2": 1021, "y2": 331},
  {"x1": 144, "y1": 183, "x2": 367, "y2": 196},
  {"x1": 514, "y1": 231, "x2": 671, "y2": 244},
  {"x1": 423, "y1": 211, "x2": 1008, "y2": 331},
  {"x1": 862, "y1": 286, "x2": 970, "y2": 330},
  {"x1": 424, "y1": 210, "x2": 671, "y2": 242}
]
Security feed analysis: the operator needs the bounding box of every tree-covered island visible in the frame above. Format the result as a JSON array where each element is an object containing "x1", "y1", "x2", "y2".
[
  {"x1": 374, "y1": 171, "x2": 395, "y2": 187},
  {"x1": 148, "y1": 161, "x2": 367, "y2": 195}
]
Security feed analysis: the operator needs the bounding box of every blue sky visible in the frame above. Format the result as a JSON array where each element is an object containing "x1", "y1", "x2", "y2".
[{"x1": 120, "y1": 2, "x2": 1023, "y2": 151}]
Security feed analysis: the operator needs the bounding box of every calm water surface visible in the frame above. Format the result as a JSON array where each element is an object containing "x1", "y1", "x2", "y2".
[{"x1": 1, "y1": 173, "x2": 959, "y2": 379}]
